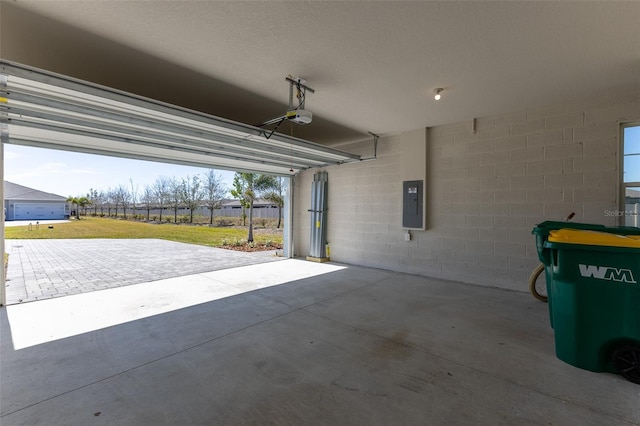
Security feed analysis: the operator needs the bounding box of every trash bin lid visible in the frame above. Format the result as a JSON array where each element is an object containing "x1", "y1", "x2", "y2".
[{"x1": 548, "y1": 228, "x2": 640, "y2": 248}]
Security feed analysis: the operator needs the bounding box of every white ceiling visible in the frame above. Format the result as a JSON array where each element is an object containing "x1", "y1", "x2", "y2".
[{"x1": 2, "y1": 1, "x2": 639, "y2": 146}]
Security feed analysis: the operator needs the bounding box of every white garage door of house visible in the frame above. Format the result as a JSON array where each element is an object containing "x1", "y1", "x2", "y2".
[{"x1": 14, "y1": 203, "x2": 66, "y2": 220}]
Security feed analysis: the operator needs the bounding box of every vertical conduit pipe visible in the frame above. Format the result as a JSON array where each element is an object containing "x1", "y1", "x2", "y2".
[{"x1": 309, "y1": 171, "x2": 328, "y2": 258}]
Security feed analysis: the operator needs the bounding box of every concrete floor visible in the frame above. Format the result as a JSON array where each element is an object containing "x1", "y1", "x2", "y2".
[{"x1": 1, "y1": 260, "x2": 638, "y2": 425}]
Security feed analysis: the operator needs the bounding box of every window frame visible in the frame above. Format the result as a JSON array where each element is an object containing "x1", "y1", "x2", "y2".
[{"x1": 620, "y1": 122, "x2": 640, "y2": 226}]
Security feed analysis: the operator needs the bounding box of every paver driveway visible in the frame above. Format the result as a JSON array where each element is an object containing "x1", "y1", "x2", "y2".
[{"x1": 4, "y1": 239, "x2": 283, "y2": 305}]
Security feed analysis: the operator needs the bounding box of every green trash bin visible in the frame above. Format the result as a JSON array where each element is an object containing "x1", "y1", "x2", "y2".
[
  {"x1": 532, "y1": 221, "x2": 640, "y2": 265},
  {"x1": 532, "y1": 221, "x2": 640, "y2": 329},
  {"x1": 544, "y1": 229, "x2": 640, "y2": 383}
]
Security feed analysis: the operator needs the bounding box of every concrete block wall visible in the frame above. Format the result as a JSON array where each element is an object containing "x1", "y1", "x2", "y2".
[
  {"x1": 294, "y1": 87, "x2": 640, "y2": 291},
  {"x1": 294, "y1": 136, "x2": 403, "y2": 270}
]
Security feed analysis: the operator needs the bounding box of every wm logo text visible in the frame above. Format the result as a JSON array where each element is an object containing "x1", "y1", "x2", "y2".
[{"x1": 578, "y1": 264, "x2": 637, "y2": 284}]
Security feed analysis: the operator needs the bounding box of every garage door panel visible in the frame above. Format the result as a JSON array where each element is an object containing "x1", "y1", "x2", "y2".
[{"x1": 14, "y1": 203, "x2": 65, "y2": 220}]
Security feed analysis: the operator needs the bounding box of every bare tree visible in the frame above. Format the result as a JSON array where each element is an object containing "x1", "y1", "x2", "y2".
[
  {"x1": 106, "y1": 188, "x2": 116, "y2": 217},
  {"x1": 203, "y1": 170, "x2": 227, "y2": 225},
  {"x1": 153, "y1": 176, "x2": 170, "y2": 221},
  {"x1": 141, "y1": 185, "x2": 155, "y2": 221},
  {"x1": 129, "y1": 178, "x2": 139, "y2": 219},
  {"x1": 179, "y1": 175, "x2": 204, "y2": 223},
  {"x1": 87, "y1": 188, "x2": 99, "y2": 216},
  {"x1": 115, "y1": 184, "x2": 131, "y2": 219},
  {"x1": 97, "y1": 190, "x2": 107, "y2": 216},
  {"x1": 168, "y1": 177, "x2": 181, "y2": 222}
]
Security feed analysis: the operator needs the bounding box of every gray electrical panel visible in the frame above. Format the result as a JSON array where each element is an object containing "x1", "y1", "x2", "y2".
[{"x1": 402, "y1": 180, "x2": 423, "y2": 229}]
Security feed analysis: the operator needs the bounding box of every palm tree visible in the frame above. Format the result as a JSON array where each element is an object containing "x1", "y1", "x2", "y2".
[
  {"x1": 66, "y1": 196, "x2": 89, "y2": 219},
  {"x1": 77, "y1": 196, "x2": 91, "y2": 217},
  {"x1": 66, "y1": 196, "x2": 80, "y2": 219},
  {"x1": 230, "y1": 173, "x2": 277, "y2": 242}
]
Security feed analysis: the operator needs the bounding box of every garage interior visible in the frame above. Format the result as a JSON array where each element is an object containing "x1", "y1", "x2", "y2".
[{"x1": 1, "y1": 1, "x2": 639, "y2": 425}]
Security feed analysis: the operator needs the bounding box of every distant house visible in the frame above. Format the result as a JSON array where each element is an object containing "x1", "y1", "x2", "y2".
[
  {"x1": 627, "y1": 188, "x2": 640, "y2": 203},
  {"x1": 4, "y1": 181, "x2": 68, "y2": 221},
  {"x1": 626, "y1": 188, "x2": 640, "y2": 227}
]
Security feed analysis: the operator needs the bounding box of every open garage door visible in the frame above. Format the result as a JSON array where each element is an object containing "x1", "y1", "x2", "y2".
[
  {"x1": 0, "y1": 60, "x2": 362, "y2": 306},
  {"x1": 0, "y1": 61, "x2": 361, "y2": 176}
]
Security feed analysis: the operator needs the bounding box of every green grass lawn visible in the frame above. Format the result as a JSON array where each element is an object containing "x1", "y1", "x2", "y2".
[{"x1": 5, "y1": 217, "x2": 283, "y2": 248}]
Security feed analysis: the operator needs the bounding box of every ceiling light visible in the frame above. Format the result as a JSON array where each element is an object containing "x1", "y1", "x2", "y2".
[{"x1": 434, "y1": 88, "x2": 443, "y2": 101}]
